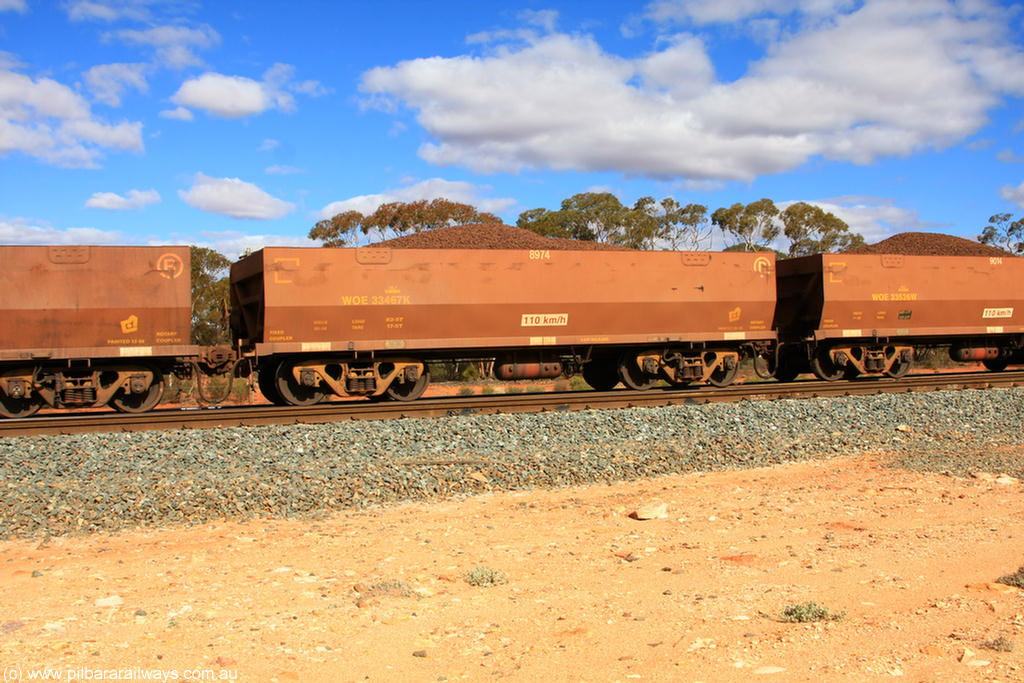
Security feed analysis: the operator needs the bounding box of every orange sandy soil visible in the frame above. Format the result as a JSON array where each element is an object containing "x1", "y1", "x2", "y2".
[{"x1": 1, "y1": 451, "x2": 1023, "y2": 682}]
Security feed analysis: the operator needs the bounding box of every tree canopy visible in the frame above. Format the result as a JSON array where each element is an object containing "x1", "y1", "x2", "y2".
[
  {"x1": 781, "y1": 201, "x2": 864, "y2": 256},
  {"x1": 517, "y1": 192, "x2": 712, "y2": 250},
  {"x1": 979, "y1": 213, "x2": 1024, "y2": 254},
  {"x1": 190, "y1": 246, "x2": 231, "y2": 345},
  {"x1": 710, "y1": 199, "x2": 781, "y2": 252},
  {"x1": 309, "y1": 198, "x2": 500, "y2": 247}
]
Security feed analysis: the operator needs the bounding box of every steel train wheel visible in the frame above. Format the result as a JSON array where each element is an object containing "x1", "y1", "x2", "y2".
[
  {"x1": 884, "y1": 357, "x2": 912, "y2": 378},
  {"x1": 582, "y1": 360, "x2": 620, "y2": 391},
  {"x1": 257, "y1": 367, "x2": 287, "y2": 405},
  {"x1": 111, "y1": 369, "x2": 165, "y2": 413},
  {"x1": 274, "y1": 363, "x2": 325, "y2": 406},
  {"x1": 618, "y1": 353, "x2": 655, "y2": 390},
  {"x1": 983, "y1": 358, "x2": 1010, "y2": 372},
  {"x1": 809, "y1": 349, "x2": 845, "y2": 382},
  {"x1": 0, "y1": 393, "x2": 42, "y2": 418},
  {"x1": 707, "y1": 362, "x2": 738, "y2": 388},
  {"x1": 385, "y1": 368, "x2": 431, "y2": 401}
]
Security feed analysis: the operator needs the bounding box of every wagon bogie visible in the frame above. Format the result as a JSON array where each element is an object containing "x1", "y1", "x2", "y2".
[{"x1": 260, "y1": 355, "x2": 429, "y2": 404}]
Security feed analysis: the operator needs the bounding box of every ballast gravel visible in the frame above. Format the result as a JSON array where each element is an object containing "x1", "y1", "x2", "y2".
[{"x1": 1, "y1": 388, "x2": 1022, "y2": 539}]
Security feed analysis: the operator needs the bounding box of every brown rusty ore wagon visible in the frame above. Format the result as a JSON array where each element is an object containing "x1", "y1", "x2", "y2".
[
  {"x1": 231, "y1": 247, "x2": 778, "y2": 404},
  {"x1": 774, "y1": 253, "x2": 1024, "y2": 380},
  {"x1": 0, "y1": 246, "x2": 198, "y2": 417}
]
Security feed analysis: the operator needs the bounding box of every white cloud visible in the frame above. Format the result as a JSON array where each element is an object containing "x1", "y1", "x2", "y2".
[
  {"x1": 66, "y1": 1, "x2": 152, "y2": 22},
  {"x1": 997, "y1": 149, "x2": 1023, "y2": 163},
  {"x1": 85, "y1": 188, "x2": 161, "y2": 210},
  {"x1": 315, "y1": 178, "x2": 516, "y2": 220},
  {"x1": 109, "y1": 24, "x2": 220, "y2": 69},
  {"x1": 265, "y1": 165, "x2": 303, "y2": 175},
  {"x1": 1000, "y1": 181, "x2": 1024, "y2": 209},
  {"x1": 645, "y1": 0, "x2": 856, "y2": 25},
  {"x1": 171, "y1": 64, "x2": 321, "y2": 119},
  {"x1": 179, "y1": 173, "x2": 295, "y2": 219},
  {"x1": 0, "y1": 65, "x2": 144, "y2": 167},
  {"x1": 260, "y1": 138, "x2": 280, "y2": 151},
  {"x1": 0, "y1": 216, "x2": 123, "y2": 244},
  {"x1": 84, "y1": 62, "x2": 148, "y2": 107},
  {"x1": 0, "y1": 0, "x2": 27, "y2": 13},
  {"x1": 159, "y1": 106, "x2": 193, "y2": 121},
  {"x1": 191, "y1": 230, "x2": 316, "y2": 260},
  {"x1": 172, "y1": 73, "x2": 270, "y2": 118},
  {"x1": 795, "y1": 196, "x2": 941, "y2": 244},
  {"x1": 361, "y1": 1, "x2": 1024, "y2": 183}
]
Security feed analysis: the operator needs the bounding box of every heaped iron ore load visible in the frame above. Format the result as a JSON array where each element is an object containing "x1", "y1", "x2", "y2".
[
  {"x1": 846, "y1": 231, "x2": 1011, "y2": 257},
  {"x1": 774, "y1": 252, "x2": 1024, "y2": 379},
  {"x1": 0, "y1": 246, "x2": 195, "y2": 417},
  {"x1": 375, "y1": 222, "x2": 628, "y2": 251},
  {"x1": 230, "y1": 246, "x2": 778, "y2": 403}
]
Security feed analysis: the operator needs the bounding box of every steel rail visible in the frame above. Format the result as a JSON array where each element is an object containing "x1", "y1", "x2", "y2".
[{"x1": 2, "y1": 370, "x2": 1022, "y2": 437}]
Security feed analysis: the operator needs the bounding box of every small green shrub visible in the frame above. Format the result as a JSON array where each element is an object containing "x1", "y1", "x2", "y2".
[
  {"x1": 569, "y1": 375, "x2": 590, "y2": 391},
  {"x1": 460, "y1": 364, "x2": 480, "y2": 381},
  {"x1": 553, "y1": 379, "x2": 571, "y2": 392},
  {"x1": 505, "y1": 385, "x2": 524, "y2": 394},
  {"x1": 464, "y1": 566, "x2": 508, "y2": 587},
  {"x1": 996, "y1": 565, "x2": 1024, "y2": 589},
  {"x1": 526, "y1": 385, "x2": 544, "y2": 393},
  {"x1": 779, "y1": 601, "x2": 846, "y2": 623},
  {"x1": 457, "y1": 386, "x2": 475, "y2": 396},
  {"x1": 481, "y1": 385, "x2": 496, "y2": 395}
]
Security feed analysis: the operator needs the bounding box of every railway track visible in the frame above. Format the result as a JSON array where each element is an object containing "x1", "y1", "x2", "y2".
[
  {"x1": 2, "y1": 370, "x2": 1021, "y2": 438},
  {"x1": 6, "y1": 370, "x2": 1024, "y2": 437}
]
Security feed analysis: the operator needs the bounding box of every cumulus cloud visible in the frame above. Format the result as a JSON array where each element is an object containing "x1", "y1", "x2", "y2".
[
  {"x1": 265, "y1": 165, "x2": 303, "y2": 175},
  {"x1": 0, "y1": 0, "x2": 27, "y2": 13},
  {"x1": 0, "y1": 65, "x2": 143, "y2": 167},
  {"x1": 361, "y1": 1, "x2": 1024, "y2": 183},
  {"x1": 190, "y1": 230, "x2": 315, "y2": 259},
  {"x1": 315, "y1": 178, "x2": 517, "y2": 220},
  {"x1": 66, "y1": 0, "x2": 152, "y2": 22},
  {"x1": 796, "y1": 196, "x2": 941, "y2": 244},
  {"x1": 179, "y1": 173, "x2": 295, "y2": 219},
  {"x1": 997, "y1": 149, "x2": 1023, "y2": 163},
  {"x1": 1000, "y1": 181, "x2": 1024, "y2": 209},
  {"x1": 0, "y1": 216, "x2": 123, "y2": 245},
  {"x1": 83, "y1": 62, "x2": 148, "y2": 106},
  {"x1": 85, "y1": 188, "x2": 161, "y2": 210},
  {"x1": 645, "y1": 0, "x2": 856, "y2": 25},
  {"x1": 109, "y1": 24, "x2": 220, "y2": 69},
  {"x1": 158, "y1": 106, "x2": 193, "y2": 121},
  {"x1": 171, "y1": 64, "x2": 323, "y2": 119}
]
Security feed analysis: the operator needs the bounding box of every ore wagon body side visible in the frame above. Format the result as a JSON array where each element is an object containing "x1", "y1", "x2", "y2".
[
  {"x1": 231, "y1": 247, "x2": 777, "y2": 403},
  {"x1": 0, "y1": 245, "x2": 197, "y2": 416},
  {"x1": 774, "y1": 253, "x2": 1024, "y2": 379}
]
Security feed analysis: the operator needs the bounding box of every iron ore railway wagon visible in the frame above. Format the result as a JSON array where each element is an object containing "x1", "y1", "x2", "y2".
[
  {"x1": 0, "y1": 246, "x2": 201, "y2": 418},
  {"x1": 774, "y1": 253, "x2": 1024, "y2": 381},
  {"x1": 229, "y1": 246, "x2": 778, "y2": 404}
]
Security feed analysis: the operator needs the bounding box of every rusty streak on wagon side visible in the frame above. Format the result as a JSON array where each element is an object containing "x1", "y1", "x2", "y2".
[{"x1": 231, "y1": 247, "x2": 778, "y2": 404}]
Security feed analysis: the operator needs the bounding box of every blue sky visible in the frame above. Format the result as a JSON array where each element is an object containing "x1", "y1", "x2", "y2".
[{"x1": 1, "y1": 0, "x2": 1023, "y2": 257}]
